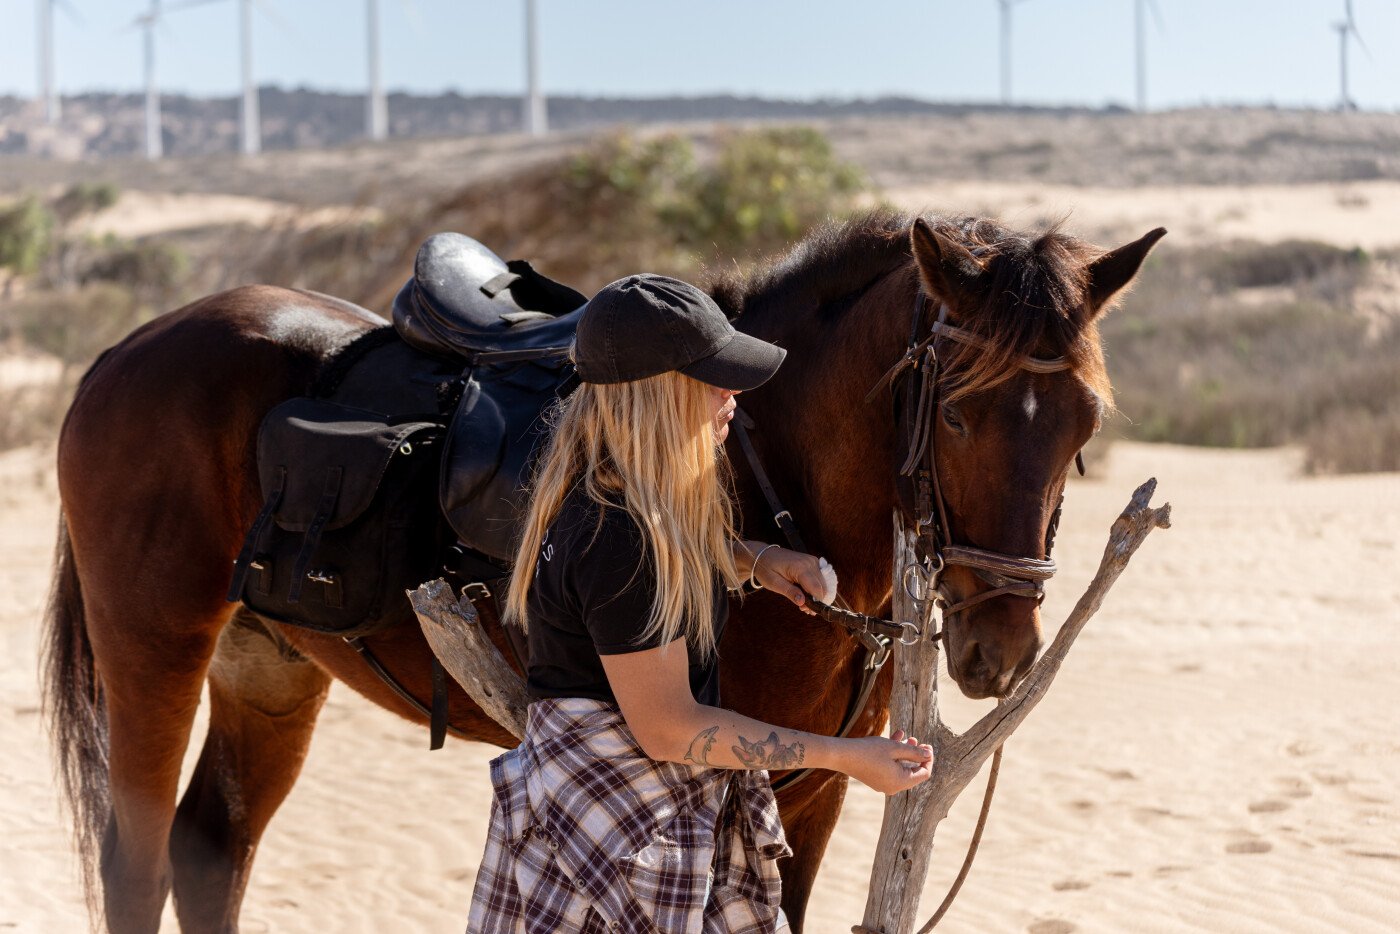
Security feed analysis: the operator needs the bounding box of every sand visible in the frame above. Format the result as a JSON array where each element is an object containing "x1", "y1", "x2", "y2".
[
  {"x1": 67, "y1": 192, "x2": 379, "y2": 240},
  {"x1": 2, "y1": 438, "x2": 1396, "y2": 932},
  {"x1": 882, "y1": 180, "x2": 1400, "y2": 253}
]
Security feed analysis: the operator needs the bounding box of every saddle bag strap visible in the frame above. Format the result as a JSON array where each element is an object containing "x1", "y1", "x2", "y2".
[
  {"x1": 429, "y1": 654, "x2": 449, "y2": 751},
  {"x1": 225, "y1": 465, "x2": 287, "y2": 602},
  {"x1": 287, "y1": 466, "x2": 344, "y2": 604}
]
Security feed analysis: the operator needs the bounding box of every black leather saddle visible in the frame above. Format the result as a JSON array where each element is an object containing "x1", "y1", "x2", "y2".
[
  {"x1": 385, "y1": 233, "x2": 588, "y2": 564},
  {"x1": 392, "y1": 232, "x2": 586, "y2": 361}
]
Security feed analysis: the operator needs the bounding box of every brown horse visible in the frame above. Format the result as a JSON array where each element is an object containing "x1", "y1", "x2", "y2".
[{"x1": 42, "y1": 210, "x2": 1162, "y2": 932}]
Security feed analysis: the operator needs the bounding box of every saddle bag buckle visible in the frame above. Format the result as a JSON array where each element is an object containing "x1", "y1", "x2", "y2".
[{"x1": 461, "y1": 581, "x2": 492, "y2": 602}]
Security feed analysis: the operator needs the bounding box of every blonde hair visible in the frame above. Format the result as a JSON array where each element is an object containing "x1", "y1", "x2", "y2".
[{"x1": 504, "y1": 370, "x2": 742, "y2": 661}]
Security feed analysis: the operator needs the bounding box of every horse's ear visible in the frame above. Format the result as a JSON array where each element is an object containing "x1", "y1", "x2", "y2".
[
  {"x1": 910, "y1": 218, "x2": 986, "y2": 309},
  {"x1": 1086, "y1": 227, "x2": 1167, "y2": 314}
]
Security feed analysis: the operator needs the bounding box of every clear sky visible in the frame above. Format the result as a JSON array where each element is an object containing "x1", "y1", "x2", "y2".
[{"x1": 2, "y1": 1, "x2": 1397, "y2": 112}]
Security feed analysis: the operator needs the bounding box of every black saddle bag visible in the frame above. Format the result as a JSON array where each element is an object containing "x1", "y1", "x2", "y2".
[{"x1": 226, "y1": 397, "x2": 449, "y2": 636}]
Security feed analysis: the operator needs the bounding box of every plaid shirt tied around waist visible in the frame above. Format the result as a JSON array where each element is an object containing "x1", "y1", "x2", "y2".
[{"x1": 467, "y1": 697, "x2": 791, "y2": 933}]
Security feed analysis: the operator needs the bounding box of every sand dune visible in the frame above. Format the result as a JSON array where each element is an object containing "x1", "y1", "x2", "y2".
[
  {"x1": 1, "y1": 438, "x2": 1396, "y2": 932},
  {"x1": 881, "y1": 180, "x2": 1400, "y2": 252}
]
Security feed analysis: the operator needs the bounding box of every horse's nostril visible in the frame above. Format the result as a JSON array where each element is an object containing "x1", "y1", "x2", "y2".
[{"x1": 962, "y1": 641, "x2": 993, "y2": 681}]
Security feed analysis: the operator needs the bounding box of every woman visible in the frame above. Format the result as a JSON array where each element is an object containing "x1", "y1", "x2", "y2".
[{"x1": 468, "y1": 274, "x2": 934, "y2": 934}]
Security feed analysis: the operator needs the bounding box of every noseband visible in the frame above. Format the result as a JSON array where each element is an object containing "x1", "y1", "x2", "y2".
[{"x1": 869, "y1": 293, "x2": 1078, "y2": 620}]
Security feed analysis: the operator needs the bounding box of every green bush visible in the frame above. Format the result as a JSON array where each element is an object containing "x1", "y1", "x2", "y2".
[
  {"x1": 0, "y1": 196, "x2": 56, "y2": 274},
  {"x1": 81, "y1": 240, "x2": 190, "y2": 304},
  {"x1": 560, "y1": 128, "x2": 867, "y2": 274},
  {"x1": 679, "y1": 127, "x2": 866, "y2": 257},
  {"x1": 52, "y1": 182, "x2": 121, "y2": 224}
]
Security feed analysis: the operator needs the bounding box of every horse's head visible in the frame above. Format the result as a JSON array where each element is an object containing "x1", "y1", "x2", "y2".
[{"x1": 906, "y1": 217, "x2": 1165, "y2": 699}]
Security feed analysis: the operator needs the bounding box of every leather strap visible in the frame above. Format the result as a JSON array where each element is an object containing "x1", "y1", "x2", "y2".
[
  {"x1": 429, "y1": 654, "x2": 449, "y2": 750},
  {"x1": 939, "y1": 546, "x2": 1056, "y2": 581},
  {"x1": 287, "y1": 465, "x2": 343, "y2": 604},
  {"x1": 345, "y1": 636, "x2": 472, "y2": 745},
  {"x1": 479, "y1": 270, "x2": 521, "y2": 298},
  {"x1": 462, "y1": 344, "x2": 573, "y2": 365},
  {"x1": 731, "y1": 408, "x2": 808, "y2": 554},
  {"x1": 226, "y1": 464, "x2": 286, "y2": 602}
]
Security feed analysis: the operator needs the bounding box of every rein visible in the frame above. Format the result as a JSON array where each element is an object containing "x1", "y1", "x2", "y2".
[{"x1": 733, "y1": 289, "x2": 1082, "y2": 928}]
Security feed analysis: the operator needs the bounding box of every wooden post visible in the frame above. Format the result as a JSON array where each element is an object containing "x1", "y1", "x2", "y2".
[{"x1": 857, "y1": 478, "x2": 1171, "y2": 933}]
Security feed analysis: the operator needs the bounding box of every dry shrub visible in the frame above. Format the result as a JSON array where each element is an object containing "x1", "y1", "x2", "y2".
[
  {"x1": 0, "y1": 380, "x2": 77, "y2": 450},
  {"x1": 0, "y1": 284, "x2": 151, "y2": 366},
  {"x1": 1103, "y1": 243, "x2": 1399, "y2": 473},
  {"x1": 1201, "y1": 240, "x2": 1368, "y2": 291},
  {"x1": 215, "y1": 127, "x2": 868, "y2": 315},
  {"x1": 1304, "y1": 408, "x2": 1400, "y2": 475}
]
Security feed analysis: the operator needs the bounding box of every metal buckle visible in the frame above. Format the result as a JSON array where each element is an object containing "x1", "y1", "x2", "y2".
[
  {"x1": 461, "y1": 582, "x2": 492, "y2": 601},
  {"x1": 898, "y1": 621, "x2": 921, "y2": 646},
  {"x1": 864, "y1": 634, "x2": 891, "y2": 671},
  {"x1": 305, "y1": 569, "x2": 336, "y2": 584},
  {"x1": 773, "y1": 509, "x2": 793, "y2": 525}
]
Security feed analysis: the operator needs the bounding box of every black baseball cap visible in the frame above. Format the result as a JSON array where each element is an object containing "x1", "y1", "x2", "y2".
[{"x1": 573, "y1": 274, "x2": 786, "y2": 391}]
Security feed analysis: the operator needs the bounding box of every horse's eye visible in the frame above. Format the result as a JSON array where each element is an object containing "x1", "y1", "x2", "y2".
[{"x1": 941, "y1": 406, "x2": 966, "y2": 435}]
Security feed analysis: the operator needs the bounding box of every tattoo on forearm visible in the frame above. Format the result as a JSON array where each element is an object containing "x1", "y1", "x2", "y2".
[
  {"x1": 684, "y1": 726, "x2": 720, "y2": 766},
  {"x1": 732, "y1": 731, "x2": 806, "y2": 769}
]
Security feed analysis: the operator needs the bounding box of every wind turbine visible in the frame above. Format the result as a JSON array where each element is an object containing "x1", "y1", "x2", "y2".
[
  {"x1": 192, "y1": 0, "x2": 281, "y2": 156},
  {"x1": 1333, "y1": 0, "x2": 1369, "y2": 110},
  {"x1": 1133, "y1": 0, "x2": 1164, "y2": 112},
  {"x1": 523, "y1": 0, "x2": 546, "y2": 135},
  {"x1": 237, "y1": 0, "x2": 259, "y2": 155},
  {"x1": 995, "y1": 0, "x2": 1033, "y2": 106},
  {"x1": 366, "y1": 0, "x2": 387, "y2": 140},
  {"x1": 129, "y1": 0, "x2": 207, "y2": 160},
  {"x1": 35, "y1": 0, "x2": 80, "y2": 124},
  {"x1": 129, "y1": 1, "x2": 165, "y2": 159}
]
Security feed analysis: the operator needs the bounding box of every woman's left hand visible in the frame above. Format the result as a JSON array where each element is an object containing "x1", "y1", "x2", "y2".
[{"x1": 753, "y1": 548, "x2": 828, "y2": 615}]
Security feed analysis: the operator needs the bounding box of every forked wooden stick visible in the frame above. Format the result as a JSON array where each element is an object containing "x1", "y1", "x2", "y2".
[{"x1": 857, "y1": 478, "x2": 1172, "y2": 934}]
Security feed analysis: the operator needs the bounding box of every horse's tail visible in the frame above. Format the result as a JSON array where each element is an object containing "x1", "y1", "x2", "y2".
[{"x1": 41, "y1": 507, "x2": 110, "y2": 921}]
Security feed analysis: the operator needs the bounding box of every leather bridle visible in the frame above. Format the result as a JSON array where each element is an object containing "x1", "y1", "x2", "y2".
[
  {"x1": 877, "y1": 293, "x2": 1079, "y2": 623},
  {"x1": 733, "y1": 289, "x2": 1083, "y2": 792}
]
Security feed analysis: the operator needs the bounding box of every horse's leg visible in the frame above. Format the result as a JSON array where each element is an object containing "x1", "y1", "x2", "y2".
[
  {"x1": 55, "y1": 292, "x2": 351, "y2": 931},
  {"x1": 170, "y1": 611, "x2": 330, "y2": 933},
  {"x1": 84, "y1": 596, "x2": 226, "y2": 934},
  {"x1": 777, "y1": 775, "x2": 849, "y2": 934}
]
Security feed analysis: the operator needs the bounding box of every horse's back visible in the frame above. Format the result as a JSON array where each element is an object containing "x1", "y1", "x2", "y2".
[
  {"x1": 64, "y1": 284, "x2": 380, "y2": 434},
  {"x1": 57, "y1": 285, "x2": 385, "y2": 582}
]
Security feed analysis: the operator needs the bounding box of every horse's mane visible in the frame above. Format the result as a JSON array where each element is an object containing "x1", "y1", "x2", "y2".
[{"x1": 708, "y1": 209, "x2": 1113, "y2": 405}]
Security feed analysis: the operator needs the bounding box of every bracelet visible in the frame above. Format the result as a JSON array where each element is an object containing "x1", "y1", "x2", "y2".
[{"x1": 748, "y1": 543, "x2": 782, "y2": 591}]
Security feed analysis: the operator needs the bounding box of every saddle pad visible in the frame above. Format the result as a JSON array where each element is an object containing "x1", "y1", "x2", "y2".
[{"x1": 257, "y1": 397, "x2": 441, "y2": 533}]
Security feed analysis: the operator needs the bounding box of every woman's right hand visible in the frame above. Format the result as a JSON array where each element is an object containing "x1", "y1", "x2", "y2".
[{"x1": 842, "y1": 729, "x2": 935, "y2": 795}]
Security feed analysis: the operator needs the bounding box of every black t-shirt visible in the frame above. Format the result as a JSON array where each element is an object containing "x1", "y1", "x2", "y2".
[{"x1": 525, "y1": 484, "x2": 727, "y2": 707}]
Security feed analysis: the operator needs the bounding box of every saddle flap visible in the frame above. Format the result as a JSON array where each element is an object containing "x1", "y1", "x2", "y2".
[
  {"x1": 439, "y1": 366, "x2": 558, "y2": 561},
  {"x1": 256, "y1": 397, "x2": 440, "y2": 533}
]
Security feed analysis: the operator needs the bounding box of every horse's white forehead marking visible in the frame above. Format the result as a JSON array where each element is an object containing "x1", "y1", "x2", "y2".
[{"x1": 1023, "y1": 387, "x2": 1038, "y2": 422}]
